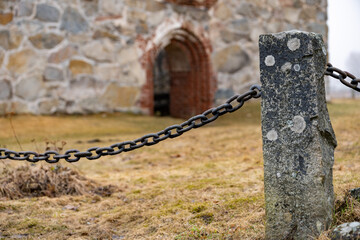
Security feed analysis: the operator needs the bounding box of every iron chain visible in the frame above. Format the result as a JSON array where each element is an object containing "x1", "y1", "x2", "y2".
[
  {"x1": 0, "y1": 85, "x2": 261, "y2": 163},
  {"x1": 325, "y1": 63, "x2": 360, "y2": 92}
]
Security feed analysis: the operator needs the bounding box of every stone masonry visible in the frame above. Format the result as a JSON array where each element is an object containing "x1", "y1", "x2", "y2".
[{"x1": 0, "y1": 0, "x2": 327, "y2": 116}]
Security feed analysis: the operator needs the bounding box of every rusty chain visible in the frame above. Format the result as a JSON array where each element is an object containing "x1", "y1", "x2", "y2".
[
  {"x1": 325, "y1": 63, "x2": 360, "y2": 92},
  {"x1": 0, "y1": 85, "x2": 261, "y2": 163}
]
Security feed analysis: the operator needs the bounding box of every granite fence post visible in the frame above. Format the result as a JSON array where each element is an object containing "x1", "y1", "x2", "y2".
[{"x1": 259, "y1": 30, "x2": 337, "y2": 240}]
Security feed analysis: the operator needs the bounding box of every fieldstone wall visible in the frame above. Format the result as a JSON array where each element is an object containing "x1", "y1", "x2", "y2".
[{"x1": 0, "y1": 0, "x2": 327, "y2": 115}]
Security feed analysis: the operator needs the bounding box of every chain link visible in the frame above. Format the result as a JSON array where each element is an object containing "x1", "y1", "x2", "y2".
[
  {"x1": 0, "y1": 85, "x2": 261, "y2": 163},
  {"x1": 325, "y1": 63, "x2": 360, "y2": 92}
]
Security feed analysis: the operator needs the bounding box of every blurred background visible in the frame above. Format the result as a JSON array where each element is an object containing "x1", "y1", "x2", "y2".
[{"x1": 328, "y1": 0, "x2": 360, "y2": 98}]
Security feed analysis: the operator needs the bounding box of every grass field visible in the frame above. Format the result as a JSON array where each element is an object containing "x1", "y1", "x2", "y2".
[{"x1": 0, "y1": 99, "x2": 359, "y2": 239}]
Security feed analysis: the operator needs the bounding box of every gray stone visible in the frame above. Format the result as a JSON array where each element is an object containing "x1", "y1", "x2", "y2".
[
  {"x1": 48, "y1": 44, "x2": 78, "y2": 63},
  {"x1": 260, "y1": 31, "x2": 336, "y2": 239},
  {"x1": 350, "y1": 188, "x2": 360, "y2": 201},
  {"x1": 95, "y1": 61, "x2": 145, "y2": 85},
  {"x1": 82, "y1": 39, "x2": 116, "y2": 62},
  {"x1": 29, "y1": 33, "x2": 64, "y2": 49},
  {"x1": 189, "y1": 9, "x2": 209, "y2": 21},
  {"x1": 100, "y1": 0, "x2": 123, "y2": 15},
  {"x1": 70, "y1": 75, "x2": 102, "y2": 89},
  {"x1": 80, "y1": 0, "x2": 99, "y2": 16},
  {"x1": 18, "y1": 20, "x2": 44, "y2": 35},
  {"x1": 0, "y1": 79, "x2": 12, "y2": 100},
  {"x1": 230, "y1": 19, "x2": 250, "y2": 33},
  {"x1": 38, "y1": 99, "x2": 58, "y2": 114},
  {"x1": 18, "y1": 1, "x2": 34, "y2": 17},
  {"x1": 213, "y1": 45, "x2": 250, "y2": 73},
  {"x1": 306, "y1": 0, "x2": 317, "y2": 5},
  {"x1": 135, "y1": 22, "x2": 148, "y2": 34},
  {"x1": 78, "y1": 97, "x2": 105, "y2": 114},
  {"x1": 62, "y1": 76, "x2": 105, "y2": 107},
  {"x1": 332, "y1": 222, "x2": 360, "y2": 240},
  {"x1": 236, "y1": 3, "x2": 257, "y2": 18},
  {"x1": 60, "y1": 7, "x2": 88, "y2": 34},
  {"x1": 43, "y1": 66, "x2": 64, "y2": 81},
  {"x1": 172, "y1": 4, "x2": 188, "y2": 15},
  {"x1": 255, "y1": 7, "x2": 271, "y2": 20},
  {"x1": 317, "y1": 12, "x2": 327, "y2": 22},
  {"x1": 35, "y1": 4, "x2": 60, "y2": 22},
  {"x1": 15, "y1": 75, "x2": 45, "y2": 101},
  {"x1": 220, "y1": 29, "x2": 249, "y2": 43},
  {"x1": 0, "y1": 29, "x2": 23, "y2": 50}
]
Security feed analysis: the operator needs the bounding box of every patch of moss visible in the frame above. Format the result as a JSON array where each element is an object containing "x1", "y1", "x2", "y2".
[
  {"x1": 190, "y1": 204, "x2": 207, "y2": 213},
  {"x1": 133, "y1": 177, "x2": 147, "y2": 184},
  {"x1": 175, "y1": 225, "x2": 223, "y2": 239},
  {"x1": 158, "y1": 200, "x2": 186, "y2": 216},
  {"x1": 17, "y1": 218, "x2": 45, "y2": 234},
  {"x1": 225, "y1": 196, "x2": 260, "y2": 209},
  {"x1": 204, "y1": 163, "x2": 217, "y2": 169},
  {"x1": 195, "y1": 212, "x2": 214, "y2": 225},
  {"x1": 185, "y1": 178, "x2": 226, "y2": 190}
]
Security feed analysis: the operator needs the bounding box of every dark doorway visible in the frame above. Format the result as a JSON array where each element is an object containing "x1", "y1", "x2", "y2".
[
  {"x1": 153, "y1": 44, "x2": 192, "y2": 117},
  {"x1": 153, "y1": 49, "x2": 171, "y2": 116}
]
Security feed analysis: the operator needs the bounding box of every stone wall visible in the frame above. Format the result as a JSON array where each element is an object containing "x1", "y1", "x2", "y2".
[{"x1": 0, "y1": 0, "x2": 327, "y2": 115}]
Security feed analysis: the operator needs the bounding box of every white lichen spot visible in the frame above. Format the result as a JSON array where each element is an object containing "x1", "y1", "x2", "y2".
[
  {"x1": 274, "y1": 32, "x2": 286, "y2": 39},
  {"x1": 349, "y1": 222, "x2": 360, "y2": 228},
  {"x1": 290, "y1": 115, "x2": 306, "y2": 133},
  {"x1": 287, "y1": 38, "x2": 301, "y2": 51},
  {"x1": 322, "y1": 46, "x2": 327, "y2": 56},
  {"x1": 340, "y1": 226, "x2": 352, "y2": 235},
  {"x1": 294, "y1": 64, "x2": 301, "y2": 71},
  {"x1": 291, "y1": 172, "x2": 297, "y2": 178},
  {"x1": 281, "y1": 62, "x2": 292, "y2": 72},
  {"x1": 265, "y1": 55, "x2": 275, "y2": 66},
  {"x1": 266, "y1": 129, "x2": 278, "y2": 141},
  {"x1": 316, "y1": 221, "x2": 323, "y2": 233},
  {"x1": 276, "y1": 172, "x2": 281, "y2": 178}
]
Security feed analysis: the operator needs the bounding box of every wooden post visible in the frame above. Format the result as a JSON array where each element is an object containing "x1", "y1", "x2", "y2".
[{"x1": 259, "y1": 31, "x2": 337, "y2": 239}]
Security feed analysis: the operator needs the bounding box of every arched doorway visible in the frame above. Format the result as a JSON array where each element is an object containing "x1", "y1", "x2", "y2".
[{"x1": 145, "y1": 29, "x2": 214, "y2": 119}]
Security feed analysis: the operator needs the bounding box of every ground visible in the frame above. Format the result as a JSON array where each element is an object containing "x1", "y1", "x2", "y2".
[{"x1": 0, "y1": 99, "x2": 359, "y2": 240}]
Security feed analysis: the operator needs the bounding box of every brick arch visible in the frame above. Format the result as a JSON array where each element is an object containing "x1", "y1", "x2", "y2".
[{"x1": 140, "y1": 28, "x2": 215, "y2": 118}]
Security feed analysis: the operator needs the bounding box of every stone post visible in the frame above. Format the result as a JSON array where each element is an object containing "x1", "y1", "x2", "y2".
[{"x1": 259, "y1": 31, "x2": 337, "y2": 240}]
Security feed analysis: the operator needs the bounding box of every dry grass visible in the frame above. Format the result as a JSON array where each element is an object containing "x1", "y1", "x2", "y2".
[
  {"x1": 0, "y1": 99, "x2": 359, "y2": 239},
  {"x1": 0, "y1": 165, "x2": 117, "y2": 200}
]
